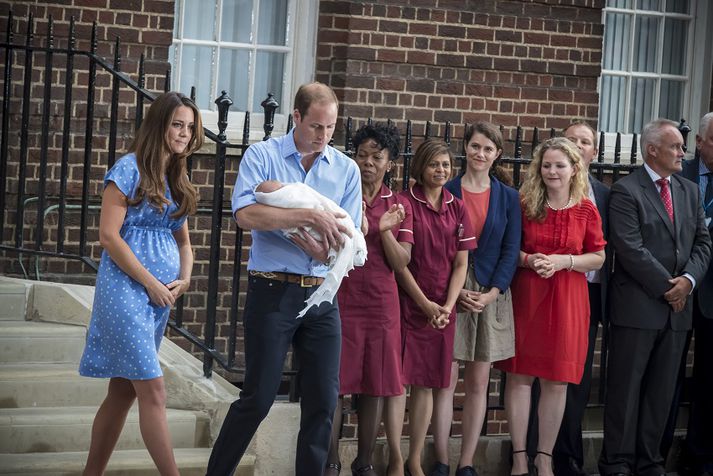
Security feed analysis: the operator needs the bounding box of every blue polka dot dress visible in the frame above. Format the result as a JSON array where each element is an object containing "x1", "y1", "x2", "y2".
[{"x1": 79, "y1": 153, "x2": 186, "y2": 380}]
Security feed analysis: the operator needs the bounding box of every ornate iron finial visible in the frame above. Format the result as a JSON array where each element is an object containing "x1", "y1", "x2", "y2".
[
  {"x1": 163, "y1": 64, "x2": 171, "y2": 92},
  {"x1": 597, "y1": 131, "x2": 605, "y2": 163},
  {"x1": 90, "y1": 21, "x2": 97, "y2": 53},
  {"x1": 46, "y1": 15, "x2": 53, "y2": 48},
  {"x1": 345, "y1": 116, "x2": 353, "y2": 152},
  {"x1": 631, "y1": 133, "x2": 638, "y2": 164},
  {"x1": 68, "y1": 15, "x2": 75, "y2": 50},
  {"x1": 113, "y1": 36, "x2": 121, "y2": 71},
  {"x1": 215, "y1": 90, "x2": 233, "y2": 142},
  {"x1": 678, "y1": 118, "x2": 691, "y2": 152},
  {"x1": 261, "y1": 93, "x2": 279, "y2": 141},
  {"x1": 5, "y1": 10, "x2": 13, "y2": 43}
]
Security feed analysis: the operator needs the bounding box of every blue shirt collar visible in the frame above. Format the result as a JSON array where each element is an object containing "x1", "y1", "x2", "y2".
[
  {"x1": 699, "y1": 158, "x2": 712, "y2": 176},
  {"x1": 280, "y1": 128, "x2": 332, "y2": 164}
]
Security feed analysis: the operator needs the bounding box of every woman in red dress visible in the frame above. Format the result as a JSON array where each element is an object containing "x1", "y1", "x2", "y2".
[
  {"x1": 495, "y1": 137, "x2": 606, "y2": 476},
  {"x1": 397, "y1": 140, "x2": 476, "y2": 476},
  {"x1": 326, "y1": 123, "x2": 414, "y2": 476}
]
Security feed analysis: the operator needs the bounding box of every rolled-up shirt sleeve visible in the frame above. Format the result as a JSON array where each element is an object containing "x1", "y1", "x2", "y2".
[
  {"x1": 339, "y1": 162, "x2": 363, "y2": 229},
  {"x1": 232, "y1": 146, "x2": 267, "y2": 216}
]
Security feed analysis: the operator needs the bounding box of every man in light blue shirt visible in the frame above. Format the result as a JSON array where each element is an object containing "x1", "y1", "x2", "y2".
[{"x1": 207, "y1": 82, "x2": 362, "y2": 476}]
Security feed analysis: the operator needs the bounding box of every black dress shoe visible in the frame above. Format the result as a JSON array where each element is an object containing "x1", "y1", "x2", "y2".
[
  {"x1": 562, "y1": 457, "x2": 587, "y2": 476},
  {"x1": 428, "y1": 461, "x2": 450, "y2": 476},
  {"x1": 455, "y1": 466, "x2": 477, "y2": 476}
]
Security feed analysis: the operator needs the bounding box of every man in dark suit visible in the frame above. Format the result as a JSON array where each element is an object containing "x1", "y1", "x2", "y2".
[
  {"x1": 679, "y1": 112, "x2": 713, "y2": 476},
  {"x1": 551, "y1": 121, "x2": 611, "y2": 476},
  {"x1": 599, "y1": 118, "x2": 712, "y2": 476}
]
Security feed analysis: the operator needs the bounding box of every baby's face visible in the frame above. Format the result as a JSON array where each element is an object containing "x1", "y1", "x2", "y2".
[{"x1": 256, "y1": 180, "x2": 283, "y2": 193}]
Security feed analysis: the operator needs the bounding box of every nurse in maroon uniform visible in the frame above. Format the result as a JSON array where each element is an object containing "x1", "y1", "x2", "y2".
[
  {"x1": 326, "y1": 123, "x2": 414, "y2": 476},
  {"x1": 396, "y1": 140, "x2": 477, "y2": 476}
]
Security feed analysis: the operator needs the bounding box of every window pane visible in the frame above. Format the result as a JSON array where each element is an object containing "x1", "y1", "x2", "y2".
[
  {"x1": 632, "y1": 15, "x2": 659, "y2": 72},
  {"x1": 637, "y1": 0, "x2": 661, "y2": 10},
  {"x1": 603, "y1": 13, "x2": 632, "y2": 70},
  {"x1": 258, "y1": 0, "x2": 288, "y2": 46},
  {"x1": 665, "y1": 0, "x2": 689, "y2": 13},
  {"x1": 221, "y1": 0, "x2": 253, "y2": 43},
  {"x1": 218, "y1": 49, "x2": 250, "y2": 112},
  {"x1": 662, "y1": 18, "x2": 687, "y2": 75},
  {"x1": 253, "y1": 52, "x2": 285, "y2": 113},
  {"x1": 607, "y1": 0, "x2": 633, "y2": 7},
  {"x1": 600, "y1": 75, "x2": 627, "y2": 132},
  {"x1": 180, "y1": 45, "x2": 215, "y2": 110},
  {"x1": 182, "y1": 0, "x2": 215, "y2": 40},
  {"x1": 628, "y1": 77, "x2": 656, "y2": 133},
  {"x1": 659, "y1": 80, "x2": 684, "y2": 121}
]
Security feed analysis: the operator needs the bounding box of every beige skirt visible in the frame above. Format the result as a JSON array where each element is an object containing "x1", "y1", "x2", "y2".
[{"x1": 453, "y1": 268, "x2": 515, "y2": 363}]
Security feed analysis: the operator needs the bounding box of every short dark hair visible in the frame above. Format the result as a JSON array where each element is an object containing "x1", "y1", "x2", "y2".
[
  {"x1": 564, "y1": 120, "x2": 598, "y2": 149},
  {"x1": 410, "y1": 139, "x2": 453, "y2": 185},
  {"x1": 464, "y1": 122, "x2": 503, "y2": 153},
  {"x1": 353, "y1": 122, "x2": 401, "y2": 161}
]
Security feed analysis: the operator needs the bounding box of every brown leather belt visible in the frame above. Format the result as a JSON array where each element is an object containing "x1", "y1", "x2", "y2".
[{"x1": 249, "y1": 270, "x2": 325, "y2": 288}]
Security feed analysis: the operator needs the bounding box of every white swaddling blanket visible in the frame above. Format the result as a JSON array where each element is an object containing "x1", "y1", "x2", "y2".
[{"x1": 254, "y1": 182, "x2": 367, "y2": 317}]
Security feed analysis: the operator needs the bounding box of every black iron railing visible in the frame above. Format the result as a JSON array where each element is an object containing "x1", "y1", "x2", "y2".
[{"x1": 0, "y1": 11, "x2": 695, "y2": 417}]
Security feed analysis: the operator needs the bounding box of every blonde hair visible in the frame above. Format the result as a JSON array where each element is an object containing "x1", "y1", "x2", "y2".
[
  {"x1": 520, "y1": 137, "x2": 589, "y2": 221},
  {"x1": 128, "y1": 91, "x2": 203, "y2": 218}
]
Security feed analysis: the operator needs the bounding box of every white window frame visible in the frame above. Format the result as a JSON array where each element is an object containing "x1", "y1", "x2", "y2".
[
  {"x1": 171, "y1": 0, "x2": 318, "y2": 142},
  {"x1": 598, "y1": 0, "x2": 713, "y2": 161}
]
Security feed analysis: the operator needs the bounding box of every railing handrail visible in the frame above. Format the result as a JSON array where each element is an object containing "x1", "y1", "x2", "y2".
[{"x1": 1, "y1": 11, "x2": 695, "y2": 415}]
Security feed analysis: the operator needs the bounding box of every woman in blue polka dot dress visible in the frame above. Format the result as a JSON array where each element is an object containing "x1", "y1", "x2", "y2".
[{"x1": 79, "y1": 91, "x2": 203, "y2": 476}]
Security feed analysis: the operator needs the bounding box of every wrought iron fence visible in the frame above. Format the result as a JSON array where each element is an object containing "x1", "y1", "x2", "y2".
[{"x1": 0, "y1": 11, "x2": 696, "y2": 419}]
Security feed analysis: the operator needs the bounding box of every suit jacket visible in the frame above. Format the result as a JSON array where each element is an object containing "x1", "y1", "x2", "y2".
[
  {"x1": 608, "y1": 166, "x2": 712, "y2": 330},
  {"x1": 590, "y1": 175, "x2": 611, "y2": 324},
  {"x1": 445, "y1": 175, "x2": 521, "y2": 292},
  {"x1": 681, "y1": 157, "x2": 713, "y2": 318}
]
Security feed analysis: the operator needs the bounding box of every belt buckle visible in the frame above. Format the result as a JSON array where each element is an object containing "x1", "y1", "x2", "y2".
[{"x1": 300, "y1": 275, "x2": 311, "y2": 288}]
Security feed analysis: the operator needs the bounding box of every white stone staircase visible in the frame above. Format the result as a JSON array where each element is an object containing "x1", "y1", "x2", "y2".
[{"x1": 0, "y1": 278, "x2": 255, "y2": 475}]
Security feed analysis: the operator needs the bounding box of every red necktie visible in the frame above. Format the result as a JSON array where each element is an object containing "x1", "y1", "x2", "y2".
[{"x1": 657, "y1": 178, "x2": 674, "y2": 223}]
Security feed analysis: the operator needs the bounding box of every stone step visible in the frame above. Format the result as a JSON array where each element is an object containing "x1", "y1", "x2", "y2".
[
  {"x1": 0, "y1": 448, "x2": 256, "y2": 475},
  {"x1": 0, "y1": 406, "x2": 210, "y2": 453},
  {"x1": 0, "y1": 321, "x2": 86, "y2": 364},
  {"x1": 0, "y1": 363, "x2": 107, "y2": 408},
  {"x1": 0, "y1": 282, "x2": 28, "y2": 321}
]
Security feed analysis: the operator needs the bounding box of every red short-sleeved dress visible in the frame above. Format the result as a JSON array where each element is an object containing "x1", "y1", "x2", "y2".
[
  {"x1": 495, "y1": 199, "x2": 606, "y2": 384},
  {"x1": 337, "y1": 184, "x2": 415, "y2": 396},
  {"x1": 399, "y1": 184, "x2": 477, "y2": 389}
]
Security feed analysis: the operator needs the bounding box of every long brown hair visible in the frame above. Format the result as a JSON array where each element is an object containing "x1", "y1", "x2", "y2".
[{"x1": 128, "y1": 91, "x2": 203, "y2": 218}]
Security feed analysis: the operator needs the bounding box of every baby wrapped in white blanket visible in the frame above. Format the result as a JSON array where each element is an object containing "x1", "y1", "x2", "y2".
[{"x1": 254, "y1": 180, "x2": 367, "y2": 317}]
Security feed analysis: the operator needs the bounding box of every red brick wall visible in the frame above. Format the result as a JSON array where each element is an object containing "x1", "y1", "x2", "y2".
[
  {"x1": 0, "y1": 0, "x2": 174, "y2": 267},
  {"x1": 0, "y1": 0, "x2": 611, "y2": 439},
  {"x1": 317, "y1": 0, "x2": 604, "y2": 155},
  {"x1": 316, "y1": 0, "x2": 605, "y2": 437}
]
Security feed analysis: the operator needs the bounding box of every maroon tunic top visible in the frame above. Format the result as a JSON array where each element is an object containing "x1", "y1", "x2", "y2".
[
  {"x1": 399, "y1": 184, "x2": 477, "y2": 388},
  {"x1": 337, "y1": 184, "x2": 414, "y2": 396}
]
